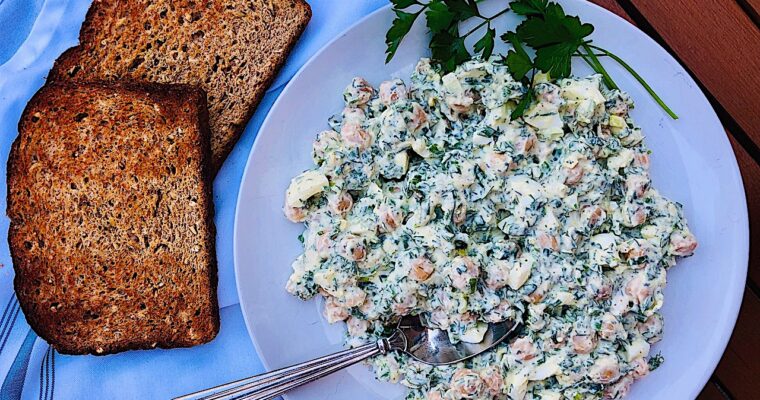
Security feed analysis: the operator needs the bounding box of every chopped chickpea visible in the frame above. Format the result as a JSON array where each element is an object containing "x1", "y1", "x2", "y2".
[
  {"x1": 340, "y1": 235, "x2": 366, "y2": 261},
  {"x1": 340, "y1": 121, "x2": 372, "y2": 151},
  {"x1": 589, "y1": 355, "x2": 621, "y2": 384},
  {"x1": 344, "y1": 77, "x2": 375, "y2": 106},
  {"x1": 323, "y1": 296, "x2": 348, "y2": 323},
  {"x1": 410, "y1": 256, "x2": 435, "y2": 281},
  {"x1": 564, "y1": 163, "x2": 585, "y2": 185},
  {"x1": 328, "y1": 191, "x2": 353, "y2": 215},
  {"x1": 379, "y1": 79, "x2": 408, "y2": 105},
  {"x1": 283, "y1": 205, "x2": 307, "y2": 223},
  {"x1": 407, "y1": 103, "x2": 428, "y2": 132},
  {"x1": 669, "y1": 231, "x2": 697, "y2": 256},
  {"x1": 449, "y1": 368, "x2": 484, "y2": 399},
  {"x1": 536, "y1": 231, "x2": 559, "y2": 251},
  {"x1": 479, "y1": 366, "x2": 504, "y2": 396},
  {"x1": 510, "y1": 337, "x2": 537, "y2": 361},
  {"x1": 448, "y1": 256, "x2": 480, "y2": 291},
  {"x1": 571, "y1": 333, "x2": 597, "y2": 354}
]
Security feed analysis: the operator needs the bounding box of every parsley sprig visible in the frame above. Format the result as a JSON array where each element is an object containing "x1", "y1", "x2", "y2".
[
  {"x1": 386, "y1": 0, "x2": 508, "y2": 71},
  {"x1": 385, "y1": 0, "x2": 678, "y2": 119}
]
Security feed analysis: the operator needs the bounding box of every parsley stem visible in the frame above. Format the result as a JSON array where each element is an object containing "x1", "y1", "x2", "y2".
[
  {"x1": 581, "y1": 43, "x2": 618, "y2": 90},
  {"x1": 588, "y1": 44, "x2": 678, "y2": 119},
  {"x1": 462, "y1": 8, "x2": 510, "y2": 38},
  {"x1": 575, "y1": 51, "x2": 594, "y2": 66}
]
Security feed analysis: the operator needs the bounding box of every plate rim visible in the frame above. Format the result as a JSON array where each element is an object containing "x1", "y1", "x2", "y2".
[{"x1": 233, "y1": 2, "x2": 749, "y2": 398}]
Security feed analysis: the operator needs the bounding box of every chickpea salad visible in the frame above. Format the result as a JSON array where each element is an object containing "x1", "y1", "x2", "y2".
[{"x1": 282, "y1": 58, "x2": 697, "y2": 400}]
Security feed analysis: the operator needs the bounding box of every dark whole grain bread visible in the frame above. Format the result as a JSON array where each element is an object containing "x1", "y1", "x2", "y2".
[
  {"x1": 48, "y1": 0, "x2": 312, "y2": 170},
  {"x1": 7, "y1": 81, "x2": 219, "y2": 355}
]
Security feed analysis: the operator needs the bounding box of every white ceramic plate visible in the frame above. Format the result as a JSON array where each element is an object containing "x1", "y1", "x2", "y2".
[{"x1": 234, "y1": 1, "x2": 749, "y2": 399}]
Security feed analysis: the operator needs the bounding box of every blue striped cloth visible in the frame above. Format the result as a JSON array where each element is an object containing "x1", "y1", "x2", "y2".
[{"x1": 0, "y1": 0, "x2": 386, "y2": 398}]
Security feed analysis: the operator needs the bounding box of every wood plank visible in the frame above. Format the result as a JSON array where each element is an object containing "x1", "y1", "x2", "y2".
[
  {"x1": 588, "y1": 0, "x2": 635, "y2": 23},
  {"x1": 744, "y1": 0, "x2": 760, "y2": 12},
  {"x1": 692, "y1": 135, "x2": 757, "y2": 399},
  {"x1": 738, "y1": 0, "x2": 760, "y2": 23},
  {"x1": 728, "y1": 135, "x2": 760, "y2": 286},
  {"x1": 627, "y1": 0, "x2": 760, "y2": 148},
  {"x1": 697, "y1": 381, "x2": 730, "y2": 400},
  {"x1": 713, "y1": 288, "x2": 760, "y2": 399}
]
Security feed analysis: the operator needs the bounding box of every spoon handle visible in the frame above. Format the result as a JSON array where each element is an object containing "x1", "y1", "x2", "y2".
[{"x1": 174, "y1": 338, "x2": 393, "y2": 400}]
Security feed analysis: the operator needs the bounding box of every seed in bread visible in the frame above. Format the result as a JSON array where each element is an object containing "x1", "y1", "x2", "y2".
[{"x1": 7, "y1": 81, "x2": 219, "y2": 355}]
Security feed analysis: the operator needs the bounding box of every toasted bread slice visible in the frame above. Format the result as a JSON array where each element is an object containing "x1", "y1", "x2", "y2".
[
  {"x1": 49, "y1": 0, "x2": 312, "y2": 170},
  {"x1": 7, "y1": 81, "x2": 219, "y2": 355}
]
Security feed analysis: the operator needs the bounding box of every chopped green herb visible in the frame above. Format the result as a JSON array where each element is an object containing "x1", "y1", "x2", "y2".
[
  {"x1": 468, "y1": 278, "x2": 477, "y2": 293},
  {"x1": 648, "y1": 352, "x2": 665, "y2": 371}
]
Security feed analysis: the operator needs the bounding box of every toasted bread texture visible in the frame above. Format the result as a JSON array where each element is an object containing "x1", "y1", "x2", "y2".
[
  {"x1": 49, "y1": 0, "x2": 312, "y2": 170},
  {"x1": 7, "y1": 82, "x2": 219, "y2": 355}
]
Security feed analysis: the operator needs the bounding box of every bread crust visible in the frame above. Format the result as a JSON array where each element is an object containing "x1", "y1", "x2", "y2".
[
  {"x1": 48, "y1": 0, "x2": 312, "y2": 171},
  {"x1": 8, "y1": 81, "x2": 219, "y2": 355}
]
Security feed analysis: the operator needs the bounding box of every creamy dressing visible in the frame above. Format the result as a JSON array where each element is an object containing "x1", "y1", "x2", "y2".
[{"x1": 283, "y1": 58, "x2": 696, "y2": 400}]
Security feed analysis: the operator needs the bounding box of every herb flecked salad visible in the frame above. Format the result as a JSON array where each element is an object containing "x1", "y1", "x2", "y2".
[
  {"x1": 283, "y1": 57, "x2": 696, "y2": 399},
  {"x1": 282, "y1": 2, "x2": 696, "y2": 399}
]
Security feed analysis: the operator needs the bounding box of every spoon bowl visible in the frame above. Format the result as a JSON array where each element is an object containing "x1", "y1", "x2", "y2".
[{"x1": 396, "y1": 315, "x2": 521, "y2": 365}]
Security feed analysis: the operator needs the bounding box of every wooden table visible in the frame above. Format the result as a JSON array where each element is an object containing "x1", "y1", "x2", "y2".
[{"x1": 587, "y1": 0, "x2": 760, "y2": 399}]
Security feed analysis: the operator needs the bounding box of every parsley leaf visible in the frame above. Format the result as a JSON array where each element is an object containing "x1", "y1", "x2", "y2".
[
  {"x1": 512, "y1": 4, "x2": 593, "y2": 79},
  {"x1": 533, "y1": 42, "x2": 577, "y2": 78},
  {"x1": 431, "y1": 26, "x2": 471, "y2": 72},
  {"x1": 502, "y1": 32, "x2": 533, "y2": 80},
  {"x1": 426, "y1": 1, "x2": 456, "y2": 33},
  {"x1": 385, "y1": 9, "x2": 423, "y2": 63},
  {"x1": 512, "y1": 86, "x2": 534, "y2": 120},
  {"x1": 473, "y1": 27, "x2": 496, "y2": 61},
  {"x1": 502, "y1": 31, "x2": 535, "y2": 119},
  {"x1": 507, "y1": 1, "x2": 674, "y2": 118},
  {"x1": 447, "y1": 0, "x2": 480, "y2": 19},
  {"x1": 509, "y1": 0, "x2": 548, "y2": 17},
  {"x1": 516, "y1": 11, "x2": 593, "y2": 48}
]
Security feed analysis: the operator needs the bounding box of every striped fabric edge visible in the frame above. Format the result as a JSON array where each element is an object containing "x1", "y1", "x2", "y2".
[
  {"x1": 0, "y1": 295, "x2": 21, "y2": 355},
  {"x1": 38, "y1": 346, "x2": 54, "y2": 400},
  {"x1": 0, "y1": 329, "x2": 37, "y2": 400}
]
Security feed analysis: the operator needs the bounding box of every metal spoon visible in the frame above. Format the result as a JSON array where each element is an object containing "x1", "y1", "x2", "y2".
[{"x1": 175, "y1": 315, "x2": 520, "y2": 400}]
